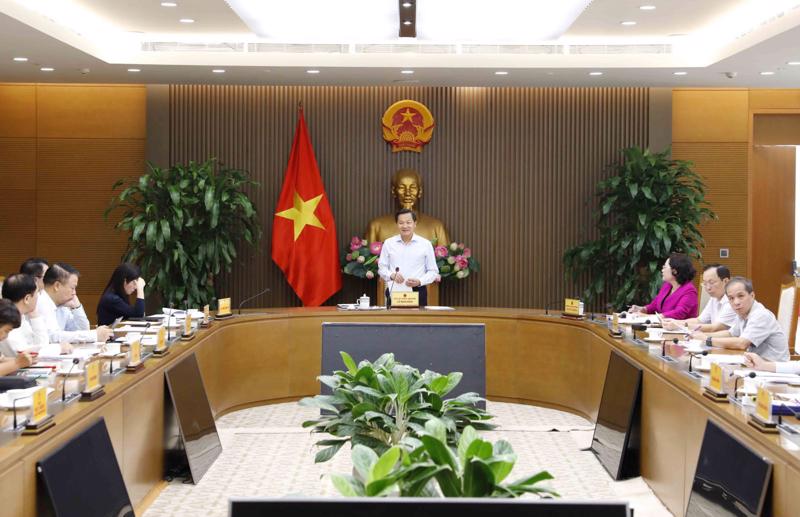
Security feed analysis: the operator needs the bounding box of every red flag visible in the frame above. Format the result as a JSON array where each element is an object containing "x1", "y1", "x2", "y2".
[{"x1": 272, "y1": 108, "x2": 341, "y2": 306}]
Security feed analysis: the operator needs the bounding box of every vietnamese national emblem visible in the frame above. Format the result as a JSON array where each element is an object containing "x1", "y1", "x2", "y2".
[{"x1": 381, "y1": 100, "x2": 435, "y2": 153}]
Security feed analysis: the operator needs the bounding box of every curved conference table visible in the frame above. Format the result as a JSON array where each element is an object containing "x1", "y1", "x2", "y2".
[{"x1": 2, "y1": 307, "x2": 800, "y2": 516}]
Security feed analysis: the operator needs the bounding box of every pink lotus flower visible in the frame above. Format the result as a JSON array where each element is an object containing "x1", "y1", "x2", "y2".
[
  {"x1": 458, "y1": 243, "x2": 465, "y2": 249},
  {"x1": 370, "y1": 241, "x2": 383, "y2": 255},
  {"x1": 434, "y1": 245, "x2": 448, "y2": 258},
  {"x1": 462, "y1": 248, "x2": 471, "y2": 258},
  {"x1": 345, "y1": 253, "x2": 352, "y2": 261},
  {"x1": 365, "y1": 270, "x2": 374, "y2": 279},
  {"x1": 455, "y1": 256, "x2": 469, "y2": 270},
  {"x1": 350, "y1": 236, "x2": 362, "y2": 251}
]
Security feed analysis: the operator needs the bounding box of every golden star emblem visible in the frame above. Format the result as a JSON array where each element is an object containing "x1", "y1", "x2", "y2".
[
  {"x1": 275, "y1": 191, "x2": 326, "y2": 241},
  {"x1": 400, "y1": 108, "x2": 416, "y2": 122}
]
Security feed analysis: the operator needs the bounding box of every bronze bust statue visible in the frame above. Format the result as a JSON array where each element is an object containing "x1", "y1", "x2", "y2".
[{"x1": 366, "y1": 168, "x2": 450, "y2": 245}]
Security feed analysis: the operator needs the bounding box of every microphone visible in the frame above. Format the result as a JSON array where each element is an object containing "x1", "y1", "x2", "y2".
[
  {"x1": 62, "y1": 358, "x2": 79, "y2": 402},
  {"x1": 688, "y1": 350, "x2": 708, "y2": 373},
  {"x1": 12, "y1": 396, "x2": 29, "y2": 430},
  {"x1": 386, "y1": 267, "x2": 399, "y2": 310},
  {"x1": 663, "y1": 338, "x2": 679, "y2": 358},
  {"x1": 238, "y1": 287, "x2": 272, "y2": 315},
  {"x1": 734, "y1": 371, "x2": 758, "y2": 400},
  {"x1": 544, "y1": 301, "x2": 562, "y2": 316},
  {"x1": 166, "y1": 302, "x2": 174, "y2": 342}
]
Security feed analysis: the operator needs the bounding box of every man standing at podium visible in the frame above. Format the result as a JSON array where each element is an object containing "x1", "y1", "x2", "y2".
[{"x1": 377, "y1": 209, "x2": 439, "y2": 307}]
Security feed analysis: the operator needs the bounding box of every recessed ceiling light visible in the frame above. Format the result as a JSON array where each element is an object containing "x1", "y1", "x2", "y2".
[
  {"x1": 127, "y1": 68, "x2": 141, "y2": 72},
  {"x1": 403, "y1": 20, "x2": 412, "y2": 25},
  {"x1": 673, "y1": 71, "x2": 687, "y2": 76},
  {"x1": 639, "y1": 5, "x2": 656, "y2": 10},
  {"x1": 212, "y1": 69, "x2": 225, "y2": 73},
  {"x1": 589, "y1": 71, "x2": 603, "y2": 76},
  {"x1": 760, "y1": 71, "x2": 775, "y2": 75},
  {"x1": 495, "y1": 71, "x2": 509, "y2": 75},
  {"x1": 621, "y1": 21, "x2": 637, "y2": 26},
  {"x1": 402, "y1": 1, "x2": 412, "y2": 7},
  {"x1": 161, "y1": 2, "x2": 177, "y2": 6},
  {"x1": 179, "y1": 18, "x2": 194, "y2": 23},
  {"x1": 306, "y1": 69, "x2": 320, "y2": 74},
  {"x1": 401, "y1": 70, "x2": 414, "y2": 74},
  {"x1": 13, "y1": 57, "x2": 28, "y2": 62},
  {"x1": 40, "y1": 67, "x2": 54, "y2": 72},
  {"x1": 787, "y1": 61, "x2": 800, "y2": 66}
]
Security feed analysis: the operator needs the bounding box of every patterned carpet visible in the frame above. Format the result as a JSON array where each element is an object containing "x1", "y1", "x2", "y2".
[{"x1": 143, "y1": 401, "x2": 672, "y2": 517}]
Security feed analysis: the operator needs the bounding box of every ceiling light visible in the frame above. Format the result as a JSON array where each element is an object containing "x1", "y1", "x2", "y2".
[
  {"x1": 212, "y1": 69, "x2": 225, "y2": 73},
  {"x1": 639, "y1": 5, "x2": 656, "y2": 10},
  {"x1": 306, "y1": 69, "x2": 320, "y2": 74},
  {"x1": 494, "y1": 71, "x2": 508, "y2": 75},
  {"x1": 401, "y1": 70, "x2": 414, "y2": 74},
  {"x1": 40, "y1": 67, "x2": 54, "y2": 72},
  {"x1": 589, "y1": 71, "x2": 603, "y2": 76},
  {"x1": 403, "y1": 20, "x2": 412, "y2": 25},
  {"x1": 620, "y1": 21, "x2": 637, "y2": 26},
  {"x1": 787, "y1": 61, "x2": 800, "y2": 66},
  {"x1": 13, "y1": 57, "x2": 28, "y2": 62},
  {"x1": 760, "y1": 71, "x2": 775, "y2": 75},
  {"x1": 673, "y1": 71, "x2": 687, "y2": 76},
  {"x1": 402, "y1": 1, "x2": 412, "y2": 7},
  {"x1": 127, "y1": 68, "x2": 141, "y2": 72},
  {"x1": 179, "y1": 18, "x2": 194, "y2": 23},
  {"x1": 161, "y1": 2, "x2": 177, "y2": 6}
]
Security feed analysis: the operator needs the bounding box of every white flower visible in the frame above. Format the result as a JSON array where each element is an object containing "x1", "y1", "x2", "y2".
[
  {"x1": 365, "y1": 270, "x2": 374, "y2": 279},
  {"x1": 447, "y1": 257, "x2": 455, "y2": 264},
  {"x1": 450, "y1": 242, "x2": 458, "y2": 251},
  {"x1": 357, "y1": 255, "x2": 365, "y2": 263},
  {"x1": 456, "y1": 270, "x2": 466, "y2": 279}
]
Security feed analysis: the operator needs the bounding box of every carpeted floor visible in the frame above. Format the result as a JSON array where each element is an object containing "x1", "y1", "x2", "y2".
[{"x1": 143, "y1": 401, "x2": 672, "y2": 516}]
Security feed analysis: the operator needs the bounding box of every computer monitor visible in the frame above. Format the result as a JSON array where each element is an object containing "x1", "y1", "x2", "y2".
[
  {"x1": 37, "y1": 418, "x2": 133, "y2": 517},
  {"x1": 164, "y1": 352, "x2": 222, "y2": 483},
  {"x1": 591, "y1": 350, "x2": 642, "y2": 480},
  {"x1": 686, "y1": 420, "x2": 772, "y2": 517},
  {"x1": 229, "y1": 498, "x2": 632, "y2": 517}
]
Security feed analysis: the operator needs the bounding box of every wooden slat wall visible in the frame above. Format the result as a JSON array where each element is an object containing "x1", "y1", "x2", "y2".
[
  {"x1": 169, "y1": 85, "x2": 649, "y2": 308},
  {"x1": 0, "y1": 83, "x2": 145, "y2": 322}
]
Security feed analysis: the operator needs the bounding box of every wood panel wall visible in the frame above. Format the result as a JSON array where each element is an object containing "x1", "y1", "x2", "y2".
[
  {"x1": 168, "y1": 85, "x2": 650, "y2": 309},
  {"x1": 0, "y1": 83, "x2": 145, "y2": 322}
]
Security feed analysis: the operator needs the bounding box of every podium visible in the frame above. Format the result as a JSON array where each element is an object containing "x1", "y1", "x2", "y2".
[{"x1": 376, "y1": 278, "x2": 439, "y2": 306}]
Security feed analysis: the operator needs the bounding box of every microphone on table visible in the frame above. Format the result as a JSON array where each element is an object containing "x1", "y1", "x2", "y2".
[
  {"x1": 662, "y1": 338, "x2": 679, "y2": 358},
  {"x1": 386, "y1": 267, "x2": 399, "y2": 310},
  {"x1": 733, "y1": 371, "x2": 758, "y2": 400},
  {"x1": 166, "y1": 302, "x2": 174, "y2": 342},
  {"x1": 688, "y1": 350, "x2": 708, "y2": 373},
  {"x1": 238, "y1": 287, "x2": 271, "y2": 315},
  {"x1": 12, "y1": 396, "x2": 29, "y2": 430},
  {"x1": 62, "y1": 358, "x2": 80, "y2": 402}
]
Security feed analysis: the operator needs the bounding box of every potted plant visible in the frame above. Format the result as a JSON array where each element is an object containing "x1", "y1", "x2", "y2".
[
  {"x1": 105, "y1": 159, "x2": 261, "y2": 307},
  {"x1": 563, "y1": 146, "x2": 715, "y2": 310}
]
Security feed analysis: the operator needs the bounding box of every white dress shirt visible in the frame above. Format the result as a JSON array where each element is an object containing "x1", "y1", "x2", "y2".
[
  {"x1": 775, "y1": 361, "x2": 800, "y2": 374},
  {"x1": 37, "y1": 290, "x2": 97, "y2": 343},
  {"x1": 378, "y1": 233, "x2": 439, "y2": 292},
  {"x1": 729, "y1": 301, "x2": 789, "y2": 362},
  {"x1": 0, "y1": 313, "x2": 49, "y2": 354},
  {"x1": 697, "y1": 295, "x2": 737, "y2": 328}
]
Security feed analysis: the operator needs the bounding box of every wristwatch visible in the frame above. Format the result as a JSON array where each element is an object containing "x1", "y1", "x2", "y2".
[
  {"x1": 706, "y1": 336, "x2": 712, "y2": 347},
  {"x1": 71, "y1": 304, "x2": 82, "y2": 311}
]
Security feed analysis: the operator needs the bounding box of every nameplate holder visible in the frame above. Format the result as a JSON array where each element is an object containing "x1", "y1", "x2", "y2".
[
  {"x1": 748, "y1": 387, "x2": 778, "y2": 433},
  {"x1": 153, "y1": 326, "x2": 169, "y2": 356},
  {"x1": 561, "y1": 298, "x2": 584, "y2": 319},
  {"x1": 216, "y1": 297, "x2": 233, "y2": 319},
  {"x1": 181, "y1": 315, "x2": 195, "y2": 341},
  {"x1": 202, "y1": 304, "x2": 211, "y2": 327},
  {"x1": 80, "y1": 360, "x2": 105, "y2": 401},
  {"x1": 390, "y1": 291, "x2": 419, "y2": 308},
  {"x1": 703, "y1": 363, "x2": 729, "y2": 402},
  {"x1": 24, "y1": 387, "x2": 55, "y2": 435},
  {"x1": 126, "y1": 339, "x2": 144, "y2": 372}
]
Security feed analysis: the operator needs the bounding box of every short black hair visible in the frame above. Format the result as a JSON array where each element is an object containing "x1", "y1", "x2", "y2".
[
  {"x1": 395, "y1": 208, "x2": 417, "y2": 222},
  {"x1": 1, "y1": 274, "x2": 37, "y2": 303},
  {"x1": 668, "y1": 253, "x2": 696, "y2": 285},
  {"x1": 0, "y1": 299, "x2": 21, "y2": 329},
  {"x1": 43, "y1": 263, "x2": 80, "y2": 286},
  {"x1": 19, "y1": 257, "x2": 49, "y2": 278},
  {"x1": 703, "y1": 263, "x2": 731, "y2": 281}
]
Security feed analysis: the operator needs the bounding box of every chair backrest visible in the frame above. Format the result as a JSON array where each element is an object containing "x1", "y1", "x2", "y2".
[
  {"x1": 698, "y1": 286, "x2": 710, "y2": 316},
  {"x1": 777, "y1": 281, "x2": 797, "y2": 351}
]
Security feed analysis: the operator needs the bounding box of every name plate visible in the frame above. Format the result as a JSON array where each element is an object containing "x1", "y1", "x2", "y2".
[
  {"x1": 84, "y1": 360, "x2": 101, "y2": 392},
  {"x1": 156, "y1": 326, "x2": 167, "y2": 351},
  {"x1": 217, "y1": 297, "x2": 231, "y2": 316},
  {"x1": 756, "y1": 386, "x2": 773, "y2": 423},
  {"x1": 391, "y1": 291, "x2": 419, "y2": 308},
  {"x1": 184, "y1": 313, "x2": 192, "y2": 335},
  {"x1": 203, "y1": 304, "x2": 210, "y2": 324},
  {"x1": 130, "y1": 339, "x2": 142, "y2": 365},
  {"x1": 612, "y1": 313, "x2": 620, "y2": 333},
  {"x1": 564, "y1": 298, "x2": 582, "y2": 316},
  {"x1": 31, "y1": 387, "x2": 48, "y2": 423},
  {"x1": 709, "y1": 363, "x2": 723, "y2": 392}
]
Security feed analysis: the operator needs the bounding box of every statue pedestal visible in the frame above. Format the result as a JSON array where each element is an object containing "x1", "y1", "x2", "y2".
[{"x1": 376, "y1": 279, "x2": 440, "y2": 307}]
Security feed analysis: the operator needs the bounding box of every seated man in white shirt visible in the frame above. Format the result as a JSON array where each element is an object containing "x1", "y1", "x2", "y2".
[
  {"x1": 377, "y1": 209, "x2": 440, "y2": 307},
  {"x1": 743, "y1": 352, "x2": 800, "y2": 374},
  {"x1": 37, "y1": 263, "x2": 113, "y2": 344},
  {"x1": 0, "y1": 273, "x2": 60, "y2": 356},
  {"x1": 19, "y1": 257, "x2": 49, "y2": 292},
  {"x1": 662, "y1": 264, "x2": 737, "y2": 332},
  {"x1": 691, "y1": 276, "x2": 789, "y2": 362},
  {"x1": 0, "y1": 299, "x2": 34, "y2": 376}
]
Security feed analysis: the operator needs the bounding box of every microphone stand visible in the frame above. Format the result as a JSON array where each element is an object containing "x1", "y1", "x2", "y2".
[
  {"x1": 386, "y1": 267, "x2": 399, "y2": 310},
  {"x1": 733, "y1": 371, "x2": 758, "y2": 400},
  {"x1": 238, "y1": 287, "x2": 272, "y2": 315},
  {"x1": 61, "y1": 358, "x2": 80, "y2": 404},
  {"x1": 688, "y1": 350, "x2": 708, "y2": 373},
  {"x1": 11, "y1": 397, "x2": 29, "y2": 432},
  {"x1": 166, "y1": 302, "x2": 174, "y2": 342}
]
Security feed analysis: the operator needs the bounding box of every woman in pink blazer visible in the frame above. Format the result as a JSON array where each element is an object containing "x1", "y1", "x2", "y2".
[{"x1": 630, "y1": 253, "x2": 698, "y2": 320}]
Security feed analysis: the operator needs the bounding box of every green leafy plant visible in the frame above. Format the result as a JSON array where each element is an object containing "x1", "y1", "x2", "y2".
[
  {"x1": 563, "y1": 146, "x2": 715, "y2": 310},
  {"x1": 331, "y1": 419, "x2": 558, "y2": 498},
  {"x1": 300, "y1": 352, "x2": 495, "y2": 463},
  {"x1": 105, "y1": 159, "x2": 261, "y2": 307}
]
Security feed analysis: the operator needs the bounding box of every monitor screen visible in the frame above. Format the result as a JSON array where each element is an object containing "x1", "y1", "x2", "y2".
[
  {"x1": 37, "y1": 418, "x2": 133, "y2": 517},
  {"x1": 230, "y1": 498, "x2": 631, "y2": 517},
  {"x1": 165, "y1": 352, "x2": 222, "y2": 483},
  {"x1": 686, "y1": 420, "x2": 772, "y2": 517},
  {"x1": 591, "y1": 350, "x2": 642, "y2": 480}
]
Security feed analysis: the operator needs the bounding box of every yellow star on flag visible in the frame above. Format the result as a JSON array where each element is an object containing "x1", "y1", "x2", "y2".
[
  {"x1": 275, "y1": 191, "x2": 326, "y2": 241},
  {"x1": 400, "y1": 108, "x2": 416, "y2": 122}
]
